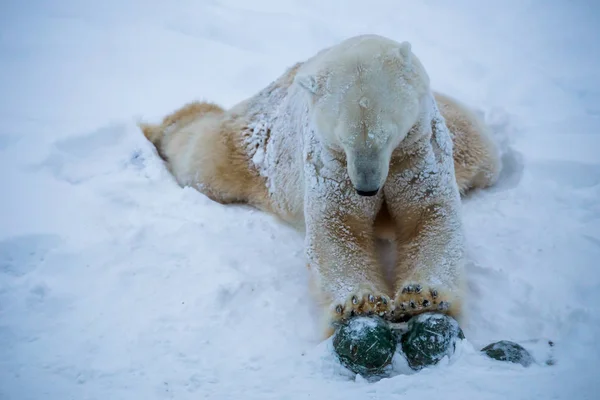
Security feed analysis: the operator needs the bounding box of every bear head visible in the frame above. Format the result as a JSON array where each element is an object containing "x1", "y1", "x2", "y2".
[{"x1": 295, "y1": 35, "x2": 432, "y2": 196}]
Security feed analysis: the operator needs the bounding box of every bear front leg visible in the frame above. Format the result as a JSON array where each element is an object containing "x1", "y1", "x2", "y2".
[
  {"x1": 304, "y1": 174, "x2": 392, "y2": 335},
  {"x1": 384, "y1": 144, "x2": 466, "y2": 323}
]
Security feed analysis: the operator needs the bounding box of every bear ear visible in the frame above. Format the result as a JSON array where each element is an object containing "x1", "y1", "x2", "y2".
[
  {"x1": 399, "y1": 41, "x2": 412, "y2": 58},
  {"x1": 295, "y1": 74, "x2": 320, "y2": 95},
  {"x1": 387, "y1": 41, "x2": 412, "y2": 64}
]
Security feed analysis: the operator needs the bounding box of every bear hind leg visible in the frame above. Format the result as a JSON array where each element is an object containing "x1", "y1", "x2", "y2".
[
  {"x1": 139, "y1": 102, "x2": 269, "y2": 209},
  {"x1": 139, "y1": 101, "x2": 225, "y2": 158},
  {"x1": 434, "y1": 92, "x2": 501, "y2": 195}
]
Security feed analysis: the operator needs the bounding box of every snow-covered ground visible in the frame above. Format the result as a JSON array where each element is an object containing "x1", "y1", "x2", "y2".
[{"x1": 1, "y1": 0, "x2": 599, "y2": 399}]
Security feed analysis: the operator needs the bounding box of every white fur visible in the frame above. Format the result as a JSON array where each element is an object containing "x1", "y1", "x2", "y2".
[
  {"x1": 293, "y1": 35, "x2": 431, "y2": 193},
  {"x1": 145, "y1": 34, "x2": 478, "y2": 334},
  {"x1": 236, "y1": 35, "x2": 464, "y2": 309}
]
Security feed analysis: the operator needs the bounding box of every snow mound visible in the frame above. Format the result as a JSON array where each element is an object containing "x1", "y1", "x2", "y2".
[{"x1": 1, "y1": 0, "x2": 599, "y2": 399}]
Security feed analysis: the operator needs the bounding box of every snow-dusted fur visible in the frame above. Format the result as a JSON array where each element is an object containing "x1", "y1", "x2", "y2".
[{"x1": 139, "y1": 34, "x2": 501, "y2": 338}]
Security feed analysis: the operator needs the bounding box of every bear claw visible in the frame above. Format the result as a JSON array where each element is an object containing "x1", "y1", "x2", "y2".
[
  {"x1": 391, "y1": 283, "x2": 453, "y2": 321},
  {"x1": 332, "y1": 291, "x2": 391, "y2": 322},
  {"x1": 402, "y1": 284, "x2": 424, "y2": 294}
]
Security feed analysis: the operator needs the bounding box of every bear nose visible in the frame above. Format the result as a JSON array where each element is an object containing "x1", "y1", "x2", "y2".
[{"x1": 356, "y1": 188, "x2": 379, "y2": 197}]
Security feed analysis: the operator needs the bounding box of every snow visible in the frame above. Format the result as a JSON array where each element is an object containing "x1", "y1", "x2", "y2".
[
  {"x1": 1, "y1": 0, "x2": 599, "y2": 399},
  {"x1": 347, "y1": 315, "x2": 381, "y2": 334}
]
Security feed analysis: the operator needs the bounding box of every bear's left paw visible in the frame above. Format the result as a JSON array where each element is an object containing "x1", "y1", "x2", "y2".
[{"x1": 391, "y1": 283, "x2": 453, "y2": 321}]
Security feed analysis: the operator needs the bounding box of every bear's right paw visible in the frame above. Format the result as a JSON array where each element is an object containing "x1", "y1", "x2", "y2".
[{"x1": 331, "y1": 290, "x2": 391, "y2": 322}]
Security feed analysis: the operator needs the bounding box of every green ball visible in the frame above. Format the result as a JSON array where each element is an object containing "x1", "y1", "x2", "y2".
[
  {"x1": 332, "y1": 316, "x2": 397, "y2": 376},
  {"x1": 400, "y1": 313, "x2": 465, "y2": 370},
  {"x1": 481, "y1": 340, "x2": 534, "y2": 367}
]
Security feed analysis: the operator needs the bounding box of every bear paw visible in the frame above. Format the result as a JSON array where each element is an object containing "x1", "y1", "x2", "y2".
[
  {"x1": 391, "y1": 283, "x2": 453, "y2": 321},
  {"x1": 332, "y1": 290, "x2": 391, "y2": 322}
]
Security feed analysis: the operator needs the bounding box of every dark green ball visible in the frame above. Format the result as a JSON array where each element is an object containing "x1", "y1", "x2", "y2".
[
  {"x1": 481, "y1": 340, "x2": 534, "y2": 367},
  {"x1": 400, "y1": 313, "x2": 465, "y2": 370},
  {"x1": 332, "y1": 316, "x2": 396, "y2": 376}
]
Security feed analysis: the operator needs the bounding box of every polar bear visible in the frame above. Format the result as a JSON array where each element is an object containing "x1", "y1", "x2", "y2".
[{"x1": 139, "y1": 34, "x2": 501, "y2": 337}]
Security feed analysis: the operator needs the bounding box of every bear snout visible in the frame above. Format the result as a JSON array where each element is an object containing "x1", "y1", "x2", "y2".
[
  {"x1": 356, "y1": 188, "x2": 380, "y2": 197},
  {"x1": 353, "y1": 170, "x2": 382, "y2": 196},
  {"x1": 350, "y1": 166, "x2": 385, "y2": 197},
  {"x1": 347, "y1": 149, "x2": 389, "y2": 197},
  {"x1": 353, "y1": 172, "x2": 382, "y2": 197}
]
